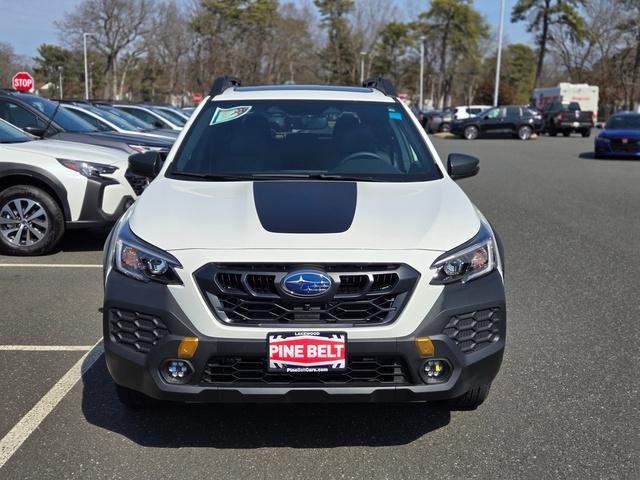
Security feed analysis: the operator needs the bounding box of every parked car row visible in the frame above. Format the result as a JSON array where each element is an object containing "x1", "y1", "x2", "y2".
[{"x1": 0, "y1": 89, "x2": 197, "y2": 255}]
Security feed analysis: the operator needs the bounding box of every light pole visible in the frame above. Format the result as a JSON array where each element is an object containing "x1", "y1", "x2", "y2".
[
  {"x1": 57, "y1": 66, "x2": 64, "y2": 99},
  {"x1": 493, "y1": 0, "x2": 505, "y2": 107},
  {"x1": 360, "y1": 51, "x2": 367, "y2": 84},
  {"x1": 83, "y1": 33, "x2": 95, "y2": 100},
  {"x1": 419, "y1": 35, "x2": 425, "y2": 110}
]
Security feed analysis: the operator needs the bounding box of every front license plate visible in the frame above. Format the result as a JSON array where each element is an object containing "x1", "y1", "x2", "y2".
[
  {"x1": 573, "y1": 122, "x2": 580, "y2": 127},
  {"x1": 268, "y1": 332, "x2": 346, "y2": 372}
]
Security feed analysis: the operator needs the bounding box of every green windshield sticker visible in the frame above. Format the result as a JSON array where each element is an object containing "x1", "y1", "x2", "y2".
[{"x1": 210, "y1": 106, "x2": 252, "y2": 126}]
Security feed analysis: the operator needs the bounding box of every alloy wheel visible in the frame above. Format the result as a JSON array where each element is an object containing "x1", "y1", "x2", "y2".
[{"x1": 0, "y1": 198, "x2": 49, "y2": 247}]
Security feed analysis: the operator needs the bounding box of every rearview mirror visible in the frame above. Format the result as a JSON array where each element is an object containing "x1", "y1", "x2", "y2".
[
  {"x1": 23, "y1": 126, "x2": 47, "y2": 138},
  {"x1": 128, "y1": 151, "x2": 165, "y2": 178},
  {"x1": 447, "y1": 153, "x2": 479, "y2": 180}
]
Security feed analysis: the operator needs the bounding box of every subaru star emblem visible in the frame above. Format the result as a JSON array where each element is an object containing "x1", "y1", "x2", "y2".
[{"x1": 282, "y1": 271, "x2": 332, "y2": 297}]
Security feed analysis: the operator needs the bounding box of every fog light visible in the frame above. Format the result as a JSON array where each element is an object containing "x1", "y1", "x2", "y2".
[
  {"x1": 161, "y1": 359, "x2": 193, "y2": 384},
  {"x1": 421, "y1": 358, "x2": 451, "y2": 384}
]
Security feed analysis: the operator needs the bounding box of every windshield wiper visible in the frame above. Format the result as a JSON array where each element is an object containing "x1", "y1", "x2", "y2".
[
  {"x1": 247, "y1": 173, "x2": 381, "y2": 181},
  {"x1": 170, "y1": 171, "x2": 382, "y2": 182},
  {"x1": 170, "y1": 171, "x2": 257, "y2": 181}
]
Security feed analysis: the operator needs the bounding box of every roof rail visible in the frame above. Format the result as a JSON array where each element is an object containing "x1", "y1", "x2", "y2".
[
  {"x1": 208, "y1": 75, "x2": 241, "y2": 97},
  {"x1": 362, "y1": 77, "x2": 397, "y2": 97}
]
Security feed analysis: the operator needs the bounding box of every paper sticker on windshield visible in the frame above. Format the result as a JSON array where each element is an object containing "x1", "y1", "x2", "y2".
[
  {"x1": 388, "y1": 111, "x2": 402, "y2": 120},
  {"x1": 210, "y1": 106, "x2": 252, "y2": 126}
]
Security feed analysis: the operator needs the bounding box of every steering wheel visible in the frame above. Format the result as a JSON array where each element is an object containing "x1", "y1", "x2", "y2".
[{"x1": 341, "y1": 151, "x2": 385, "y2": 163}]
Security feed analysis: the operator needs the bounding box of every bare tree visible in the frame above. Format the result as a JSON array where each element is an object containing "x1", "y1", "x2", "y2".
[{"x1": 56, "y1": 0, "x2": 152, "y2": 99}]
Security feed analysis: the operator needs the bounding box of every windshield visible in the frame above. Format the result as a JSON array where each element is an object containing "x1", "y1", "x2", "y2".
[
  {"x1": 99, "y1": 106, "x2": 152, "y2": 130},
  {"x1": 605, "y1": 115, "x2": 640, "y2": 130},
  {"x1": 18, "y1": 95, "x2": 97, "y2": 133},
  {"x1": 0, "y1": 119, "x2": 31, "y2": 143},
  {"x1": 84, "y1": 105, "x2": 139, "y2": 130},
  {"x1": 169, "y1": 100, "x2": 442, "y2": 182},
  {"x1": 151, "y1": 107, "x2": 186, "y2": 126}
]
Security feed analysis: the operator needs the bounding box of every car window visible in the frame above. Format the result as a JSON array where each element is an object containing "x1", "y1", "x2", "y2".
[
  {"x1": 605, "y1": 115, "x2": 640, "y2": 129},
  {"x1": 119, "y1": 107, "x2": 166, "y2": 127},
  {"x1": 152, "y1": 108, "x2": 186, "y2": 126},
  {"x1": 0, "y1": 100, "x2": 48, "y2": 131},
  {"x1": 506, "y1": 107, "x2": 521, "y2": 117},
  {"x1": 0, "y1": 118, "x2": 32, "y2": 143},
  {"x1": 101, "y1": 107, "x2": 151, "y2": 129},
  {"x1": 484, "y1": 108, "x2": 500, "y2": 119},
  {"x1": 66, "y1": 108, "x2": 112, "y2": 132},
  {"x1": 16, "y1": 95, "x2": 96, "y2": 133},
  {"x1": 169, "y1": 100, "x2": 442, "y2": 182}
]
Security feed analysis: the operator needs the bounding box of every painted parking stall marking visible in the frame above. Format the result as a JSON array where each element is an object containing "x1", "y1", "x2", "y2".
[{"x1": 0, "y1": 341, "x2": 104, "y2": 470}]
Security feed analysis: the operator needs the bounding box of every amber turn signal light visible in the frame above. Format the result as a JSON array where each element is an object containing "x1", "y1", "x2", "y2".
[
  {"x1": 415, "y1": 337, "x2": 435, "y2": 357},
  {"x1": 177, "y1": 337, "x2": 199, "y2": 359}
]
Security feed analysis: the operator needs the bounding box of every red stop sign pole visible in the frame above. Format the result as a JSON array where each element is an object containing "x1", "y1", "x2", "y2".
[{"x1": 12, "y1": 72, "x2": 34, "y2": 92}]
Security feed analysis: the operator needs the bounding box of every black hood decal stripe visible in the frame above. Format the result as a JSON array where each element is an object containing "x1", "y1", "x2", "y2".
[{"x1": 253, "y1": 181, "x2": 357, "y2": 234}]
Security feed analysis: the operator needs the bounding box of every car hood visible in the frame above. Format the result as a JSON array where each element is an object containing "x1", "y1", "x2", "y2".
[
  {"x1": 87, "y1": 131, "x2": 173, "y2": 148},
  {"x1": 600, "y1": 129, "x2": 640, "y2": 138},
  {"x1": 2, "y1": 139, "x2": 129, "y2": 166},
  {"x1": 129, "y1": 178, "x2": 481, "y2": 252}
]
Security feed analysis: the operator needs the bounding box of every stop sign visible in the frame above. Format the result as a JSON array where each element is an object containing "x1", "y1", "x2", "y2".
[
  {"x1": 12, "y1": 72, "x2": 34, "y2": 92},
  {"x1": 192, "y1": 92, "x2": 202, "y2": 104}
]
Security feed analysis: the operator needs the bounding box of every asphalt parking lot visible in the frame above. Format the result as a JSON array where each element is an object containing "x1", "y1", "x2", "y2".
[{"x1": 0, "y1": 135, "x2": 637, "y2": 479}]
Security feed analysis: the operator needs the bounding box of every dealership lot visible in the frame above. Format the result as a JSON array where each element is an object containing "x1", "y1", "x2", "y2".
[{"x1": 0, "y1": 136, "x2": 637, "y2": 479}]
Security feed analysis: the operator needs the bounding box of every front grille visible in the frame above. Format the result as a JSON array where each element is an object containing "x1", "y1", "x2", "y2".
[
  {"x1": 109, "y1": 308, "x2": 169, "y2": 353},
  {"x1": 124, "y1": 171, "x2": 150, "y2": 196},
  {"x1": 201, "y1": 356, "x2": 410, "y2": 386},
  {"x1": 610, "y1": 139, "x2": 640, "y2": 152},
  {"x1": 195, "y1": 263, "x2": 419, "y2": 326},
  {"x1": 443, "y1": 308, "x2": 501, "y2": 353}
]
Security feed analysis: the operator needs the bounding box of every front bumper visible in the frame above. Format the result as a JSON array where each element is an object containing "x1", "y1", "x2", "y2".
[
  {"x1": 594, "y1": 141, "x2": 640, "y2": 157},
  {"x1": 103, "y1": 269, "x2": 506, "y2": 403},
  {"x1": 66, "y1": 176, "x2": 134, "y2": 229}
]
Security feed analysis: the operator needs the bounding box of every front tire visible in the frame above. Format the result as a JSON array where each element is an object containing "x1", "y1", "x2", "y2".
[
  {"x1": 440, "y1": 122, "x2": 451, "y2": 133},
  {"x1": 448, "y1": 384, "x2": 491, "y2": 410},
  {"x1": 517, "y1": 125, "x2": 532, "y2": 140},
  {"x1": 0, "y1": 185, "x2": 65, "y2": 256},
  {"x1": 463, "y1": 125, "x2": 479, "y2": 140}
]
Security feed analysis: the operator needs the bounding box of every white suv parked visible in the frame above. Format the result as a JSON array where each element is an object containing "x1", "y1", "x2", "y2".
[
  {"x1": 0, "y1": 119, "x2": 136, "y2": 255},
  {"x1": 103, "y1": 77, "x2": 506, "y2": 410}
]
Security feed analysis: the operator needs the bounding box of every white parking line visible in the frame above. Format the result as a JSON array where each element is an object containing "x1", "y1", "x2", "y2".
[
  {"x1": 0, "y1": 264, "x2": 101, "y2": 268},
  {"x1": 0, "y1": 346, "x2": 93, "y2": 351},
  {"x1": 0, "y1": 341, "x2": 104, "y2": 470}
]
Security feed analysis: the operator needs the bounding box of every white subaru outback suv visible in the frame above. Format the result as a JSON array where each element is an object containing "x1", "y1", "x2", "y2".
[
  {"x1": 103, "y1": 77, "x2": 506, "y2": 410},
  {"x1": 0, "y1": 118, "x2": 137, "y2": 255}
]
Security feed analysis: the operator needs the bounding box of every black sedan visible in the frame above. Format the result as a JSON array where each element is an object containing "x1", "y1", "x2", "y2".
[{"x1": 451, "y1": 106, "x2": 543, "y2": 140}]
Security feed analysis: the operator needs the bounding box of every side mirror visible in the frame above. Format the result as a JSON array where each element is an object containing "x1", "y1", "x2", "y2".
[
  {"x1": 447, "y1": 153, "x2": 479, "y2": 180},
  {"x1": 128, "y1": 151, "x2": 165, "y2": 178},
  {"x1": 153, "y1": 121, "x2": 164, "y2": 129},
  {"x1": 23, "y1": 126, "x2": 47, "y2": 138}
]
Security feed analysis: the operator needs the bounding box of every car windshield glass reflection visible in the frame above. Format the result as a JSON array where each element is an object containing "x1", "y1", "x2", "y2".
[
  {"x1": 169, "y1": 100, "x2": 442, "y2": 182},
  {"x1": 605, "y1": 115, "x2": 640, "y2": 130}
]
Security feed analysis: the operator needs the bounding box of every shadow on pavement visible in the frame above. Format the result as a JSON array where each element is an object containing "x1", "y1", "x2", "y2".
[
  {"x1": 81, "y1": 355, "x2": 451, "y2": 448},
  {"x1": 579, "y1": 151, "x2": 640, "y2": 161},
  {"x1": 57, "y1": 228, "x2": 110, "y2": 253}
]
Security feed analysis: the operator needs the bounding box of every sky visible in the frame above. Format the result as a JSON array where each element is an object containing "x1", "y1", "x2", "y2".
[{"x1": 0, "y1": 0, "x2": 531, "y2": 59}]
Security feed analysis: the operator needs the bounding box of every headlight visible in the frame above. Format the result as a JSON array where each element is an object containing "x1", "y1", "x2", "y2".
[
  {"x1": 430, "y1": 221, "x2": 499, "y2": 284},
  {"x1": 113, "y1": 219, "x2": 182, "y2": 284},
  {"x1": 58, "y1": 159, "x2": 117, "y2": 178}
]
